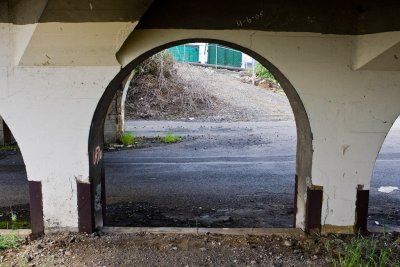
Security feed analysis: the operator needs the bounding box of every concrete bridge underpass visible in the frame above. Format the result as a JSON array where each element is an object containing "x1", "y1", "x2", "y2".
[{"x1": 0, "y1": 0, "x2": 400, "y2": 236}]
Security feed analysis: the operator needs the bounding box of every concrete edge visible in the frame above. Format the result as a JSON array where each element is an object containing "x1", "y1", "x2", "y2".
[
  {"x1": 101, "y1": 227, "x2": 305, "y2": 236},
  {"x1": 368, "y1": 226, "x2": 400, "y2": 233},
  {"x1": 0, "y1": 229, "x2": 32, "y2": 236},
  {"x1": 44, "y1": 227, "x2": 79, "y2": 234}
]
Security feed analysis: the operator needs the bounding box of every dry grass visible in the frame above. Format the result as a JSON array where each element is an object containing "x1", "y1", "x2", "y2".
[{"x1": 125, "y1": 51, "x2": 217, "y2": 120}]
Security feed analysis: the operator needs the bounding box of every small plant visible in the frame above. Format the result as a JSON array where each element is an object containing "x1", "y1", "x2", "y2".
[
  {"x1": 160, "y1": 133, "x2": 182, "y2": 144},
  {"x1": 0, "y1": 145, "x2": 18, "y2": 152},
  {"x1": 10, "y1": 210, "x2": 17, "y2": 230},
  {"x1": 120, "y1": 132, "x2": 135, "y2": 146},
  {"x1": 255, "y1": 62, "x2": 275, "y2": 81},
  {"x1": 330, "y1": 234, "x2": 398, "y2": 267},
  {"x1": 0, "y1": 234, "x2": 21, "y2": 251}
]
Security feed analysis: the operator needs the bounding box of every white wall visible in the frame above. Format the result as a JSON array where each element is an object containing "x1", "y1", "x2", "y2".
[
  {"x1": 1, "y1": 21, "x2": 399, "y2": 231},
  {"x1": 0, "y1": 22, "x2": 125, "y2": 230}
]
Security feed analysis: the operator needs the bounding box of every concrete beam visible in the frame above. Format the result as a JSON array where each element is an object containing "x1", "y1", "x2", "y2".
[
  {"x1": 4, "y1": 0, "x2": 153, "y2": 24},
  {"x1": 352, "y1": 31, "x2": 400, "y2": 70},
  {"x1": 18, "y1": 22, "x2": 138, "y2": 66}
]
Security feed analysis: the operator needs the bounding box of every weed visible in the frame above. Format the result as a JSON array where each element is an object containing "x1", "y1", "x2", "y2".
[
  {"x1": 10, "y1": 211, "x2": 17, "y2": 230},
  {"x1": 330, "y1": 234, "x2": 399, "y2": 267},
  {"x1": 0, "y1": 145, "x2": 18, "y2": 152},
  {"x1": 160, "y1": 134, "x2": 182, "y2": 144},
  {"x1": 255, "y1": 62, "x2": 275, "y2": 81},
  {"x1": 0, "y1": 234, "x2": 21, "y2": 251},
  {"x1": 0, "y1": 209, "x2": 30, "y2": 230},
  {"x1": 0, "y1": 220, "x2": 31, "y2": 230},
  {"x1": 120, "y1": 132, "x2": 135, "y2": 146}
]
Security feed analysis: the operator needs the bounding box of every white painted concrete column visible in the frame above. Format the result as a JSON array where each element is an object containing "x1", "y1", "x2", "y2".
[
  {"x1": 0, "y1": 21, "x2": 128, "y2": 231},
  {"x1": 2, "y1": 66, "x2": 119, "y2": 231}
]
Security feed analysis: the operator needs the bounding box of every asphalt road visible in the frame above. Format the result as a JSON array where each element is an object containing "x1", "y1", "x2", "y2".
[
  {"x1": 105, "y1": 120, "x2": 297, "y2": 228},
  {"x1": 0, "y1": 119, "x2": 399, "y2": 229}
]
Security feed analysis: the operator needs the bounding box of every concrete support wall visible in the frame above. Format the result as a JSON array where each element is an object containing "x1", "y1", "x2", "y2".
[
  {"x1": 0, "y1": 21, "x2": 124, "y2": 231},
  {"x1": 117, "y1": 29, "x2": 400, "y2": 233},
  {"x1": 1, "y1": 17, "x2": 399, "y2": 232}
]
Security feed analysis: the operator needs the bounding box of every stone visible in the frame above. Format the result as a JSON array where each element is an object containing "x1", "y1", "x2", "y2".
[{"x1": 283, "y1": 240, "x2": 293, "y2": 247}]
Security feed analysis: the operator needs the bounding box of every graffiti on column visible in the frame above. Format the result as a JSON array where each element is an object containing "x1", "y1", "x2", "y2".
[{"x1": 92, "y1": 145, "x2": 103, "y2": 165}]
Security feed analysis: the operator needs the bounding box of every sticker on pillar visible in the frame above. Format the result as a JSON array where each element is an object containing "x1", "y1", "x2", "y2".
[
  {"x1": 92, "y1": 146, "x2": 103, "y2": 165},
  {"x1": 95, "y1": 184, "x2": 102, "y2": 212}
]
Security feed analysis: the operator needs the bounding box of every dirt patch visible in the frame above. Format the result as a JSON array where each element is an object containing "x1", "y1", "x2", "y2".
[
  {"x1": 1, "y1": 232, "x2": 399, "y2": 266},
  {"x1": 125, "y1": 53, "x2": 219, "y2": 121},
  {"x1": 124, "y1": 53, "x2": 293, "y2": 122},
  {"x1": 105, "y1": 200, "x2": 293, "y2": 228}
]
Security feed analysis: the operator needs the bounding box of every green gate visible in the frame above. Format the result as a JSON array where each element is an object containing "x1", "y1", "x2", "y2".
[
  {"x1": 167, "y1": 44, "x2": 200, "y2": 63},
  {"x1": 207, "y1": 44, "x2": 242, "y2": 67}
]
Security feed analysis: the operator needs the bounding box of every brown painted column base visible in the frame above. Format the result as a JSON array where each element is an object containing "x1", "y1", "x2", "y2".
[
  {"x1": 305, "y1": 187, "x2": 323, "y2": 234},
  {"x1": 29, "y1": 181, "x2": 44, "y2": 239},
  {"x1": 355, "y1": 189, "x2": 369, "y2": 233},
  {"x1": 77, "y1": 182, "x2": 94, "y2": 233}
]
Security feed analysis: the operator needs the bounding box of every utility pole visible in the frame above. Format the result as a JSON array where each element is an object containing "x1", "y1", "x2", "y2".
[
  {"x1": 183, "y1": 44, "x2": 186, "y2": 63},
  {"x1": 215, "y1": 44, "x2": 218, "y2": 70},
  {"x1": 252, "y1": 59, "x2": 256, "y2": 85}
]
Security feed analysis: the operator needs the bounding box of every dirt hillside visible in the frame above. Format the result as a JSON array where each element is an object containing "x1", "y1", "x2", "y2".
[{"x1": 124, "y1": 54, "x2": 293, "y2": 122}]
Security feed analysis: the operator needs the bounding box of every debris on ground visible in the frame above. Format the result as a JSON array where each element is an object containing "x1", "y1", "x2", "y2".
[
  {"x1": 1, "y1": 232, "x2": 399, "y2": 266},
  {"x1": 124, "y1": 51, "x2": 293, "y2": 122}
]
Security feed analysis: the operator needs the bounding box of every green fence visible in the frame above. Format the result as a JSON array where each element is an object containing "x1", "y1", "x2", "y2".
[
  {"x1": 167, "y1": 44, "x2": 200, "y2": 63},
  {"x1": 207, "y1": 44, "x2": 242, "y2": 67}
]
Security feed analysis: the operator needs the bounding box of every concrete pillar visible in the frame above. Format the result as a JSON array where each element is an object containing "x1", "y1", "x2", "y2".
[
  {"x1": 104, "y1": 89, "x2": 124, "y2": 144},
  {"x1": 104, "y1": 72, "x2": 134, "y2": 144},
  {"x1": 0, "y1": 20, "x2": 123, "y2": 232}
]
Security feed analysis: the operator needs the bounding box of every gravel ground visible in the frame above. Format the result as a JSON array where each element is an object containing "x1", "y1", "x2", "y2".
[
  {"x1": 176, "y1": 64, "x2": 293, "y2": 122},
  {"x1": 1, "y1": 231, "x2": 399, "y2": 267},
  {"x1": 126, "y1": 63, "x2": 293, "y2": 122}
]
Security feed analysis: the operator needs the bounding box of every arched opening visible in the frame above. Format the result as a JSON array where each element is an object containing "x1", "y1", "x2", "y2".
[
  {"x1": 369, "y1": 117, "x2": 400, "y2": 231},
  {"x1": 86, "y1": 38, "x2": 314, "y2": 233},
  {"x1": 0, "y1": 116, "x2": 31, "y2": 230}
]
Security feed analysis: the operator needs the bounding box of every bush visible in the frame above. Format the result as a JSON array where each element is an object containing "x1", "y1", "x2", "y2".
[
  {"x1": 160, "y1": 133, "x2": 182, "y2": 144},
  {"x1": 136, "y1": 51, "x2": 176, "y2": 78},
  {"x1": 255, "y1": 62, "x2": 275, "y2": 80},
  {"x1": 120, "y1": 132, "x2": 135, "y2": 146},
  {"x1": 125, "y1": 50, "x2": 217, "y2": 120}
]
